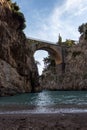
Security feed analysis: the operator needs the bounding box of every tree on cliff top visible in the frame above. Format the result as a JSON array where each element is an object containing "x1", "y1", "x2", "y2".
[
  {"x1": 78, "y1": 23, "x2": 87, "y2": 39},
  {"x1": 7, "y1": 0, "x2": 26, "y2": 30},
  {"x1": 57, "y1": 34, "x2": 62, "y2": 45}
]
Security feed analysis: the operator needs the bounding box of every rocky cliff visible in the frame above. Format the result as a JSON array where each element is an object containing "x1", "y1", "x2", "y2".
[
  {"x1": 40, "y1": 36, "x2": 87, "y2": 90},
  {"x1": 0, "y1": 0, "x2": 39, "y2": 96}
]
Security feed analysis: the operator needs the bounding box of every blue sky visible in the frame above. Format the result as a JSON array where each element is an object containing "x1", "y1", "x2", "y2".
[{"x1": 12, "y1": 0, "x2": 87, "y2": 74}]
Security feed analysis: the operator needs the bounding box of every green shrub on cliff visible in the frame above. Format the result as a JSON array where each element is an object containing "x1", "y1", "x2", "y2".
[
  {"x1": 13, "y1": 11, "x2": 26, "y2": 30},
  {"x1": 11, "y1": 2, "x2": 20, "y2": 12},
  {"x1": 65, "y1": 39, "x2": 75, "y2": 47},
  {"x1": 8, "y1": 1, "x2": 26, "y2": 30},
  {"x1": 12, "y1": 2, "x2": 26, "y2": 30}
]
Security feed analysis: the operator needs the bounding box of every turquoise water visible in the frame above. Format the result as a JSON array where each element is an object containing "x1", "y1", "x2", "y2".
[
  {"x1": 0, "y1": 90, "x2": 87, "y2": 106},
  {"x1": 1, "y1": 91, "x2": 87, "y2": 114}
]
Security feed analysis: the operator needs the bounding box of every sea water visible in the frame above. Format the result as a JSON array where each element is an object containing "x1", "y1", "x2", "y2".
[{"x1": 0, "y1": 91, "x2": 87, "y2": 114}]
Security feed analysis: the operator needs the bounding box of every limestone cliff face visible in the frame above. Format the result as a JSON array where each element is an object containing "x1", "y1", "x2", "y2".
[
  {"x1": 40, "y1": 37, "x2": 87, "y2": 90},
  {"x1": 63, "y1": 37, "x2": 87, "y2": 90},
  {"x1": 0, "y1": 0, "x2": 39, "y2": 96}
]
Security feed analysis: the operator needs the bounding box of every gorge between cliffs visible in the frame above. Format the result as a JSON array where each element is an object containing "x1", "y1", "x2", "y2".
[
  {"x1": 0, "y1": 0, "x2": 87, "y2": 97},
  {"x1": 1, "y1": 1, "x2": 87, "y2": 130}
]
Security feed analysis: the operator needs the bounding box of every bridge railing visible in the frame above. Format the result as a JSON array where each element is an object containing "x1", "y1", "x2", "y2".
[
  {"x1": 28, "y1": 37, "x2": 79, "y2": 46},
  {"x1": 27, "y1": 37, "x2": 58, "y2": 45}
]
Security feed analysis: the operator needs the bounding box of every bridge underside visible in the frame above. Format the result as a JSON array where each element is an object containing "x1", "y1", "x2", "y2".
[
  {"x1": 28, "y1": 38, "x2": 63, "y2": 65},
  {"x1": 36, "y1": 47, "x2": 62, "y2": 65},
  {"x1": 28, "y1": 38, "x2": 64, "y2": 73}
]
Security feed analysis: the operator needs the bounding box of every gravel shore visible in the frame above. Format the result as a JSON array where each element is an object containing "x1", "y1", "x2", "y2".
[{"x1": 0, "y1": 113, "x2": 87, "y2": 130}]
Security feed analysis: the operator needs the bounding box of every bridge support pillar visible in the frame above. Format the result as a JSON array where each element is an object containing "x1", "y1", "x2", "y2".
[{"x1": 56, "y1": 63, "x2": 65, "y2": 74}]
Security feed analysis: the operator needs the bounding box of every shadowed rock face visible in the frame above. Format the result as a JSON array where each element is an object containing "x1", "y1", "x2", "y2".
[{"x1": 0, "y1": 0, "x2": 40, "y2": 96}]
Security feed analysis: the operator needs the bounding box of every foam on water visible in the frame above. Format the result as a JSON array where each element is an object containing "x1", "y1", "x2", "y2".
[{"x1": 0, "y1": 107, "x2": 87, "y2": 115}]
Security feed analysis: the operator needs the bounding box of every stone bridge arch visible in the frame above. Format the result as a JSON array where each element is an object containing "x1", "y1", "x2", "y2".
[
  {"x1": 28, "y1": 38, "x2": 63, "y2": 65},
  {"x1": 34, "y1": 46, "x2": 62, "y2": 65}
]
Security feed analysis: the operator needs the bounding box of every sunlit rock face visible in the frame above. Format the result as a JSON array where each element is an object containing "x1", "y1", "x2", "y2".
[
  {"x1": 0, "y1": 0, "x2": 39, "y2": 96},
  {"x1": 40, "y1": 36, "x2": 87, "y2": 90}
]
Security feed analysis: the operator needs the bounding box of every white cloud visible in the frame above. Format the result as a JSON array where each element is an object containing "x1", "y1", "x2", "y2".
[{"x1": 26, "y1": 0, "x2": 87, "y2": 42}]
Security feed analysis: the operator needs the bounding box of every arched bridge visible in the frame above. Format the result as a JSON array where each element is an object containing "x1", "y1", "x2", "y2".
[{"x1": 28, "y1": 38, "x2": 64, "y2": 66}]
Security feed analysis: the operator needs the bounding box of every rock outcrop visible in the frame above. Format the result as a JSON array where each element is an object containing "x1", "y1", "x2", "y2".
[
  {"x1": 40, "y1": 36, "x2": 87, "y2": 90},
  {"x1": 0, "y1": 0, "x2": 39, "y2": 96}
]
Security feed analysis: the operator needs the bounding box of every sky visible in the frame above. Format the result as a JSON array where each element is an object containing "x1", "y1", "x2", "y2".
[{"x1": 12, "y1": 0, "x2": 87, "y2": 74}]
